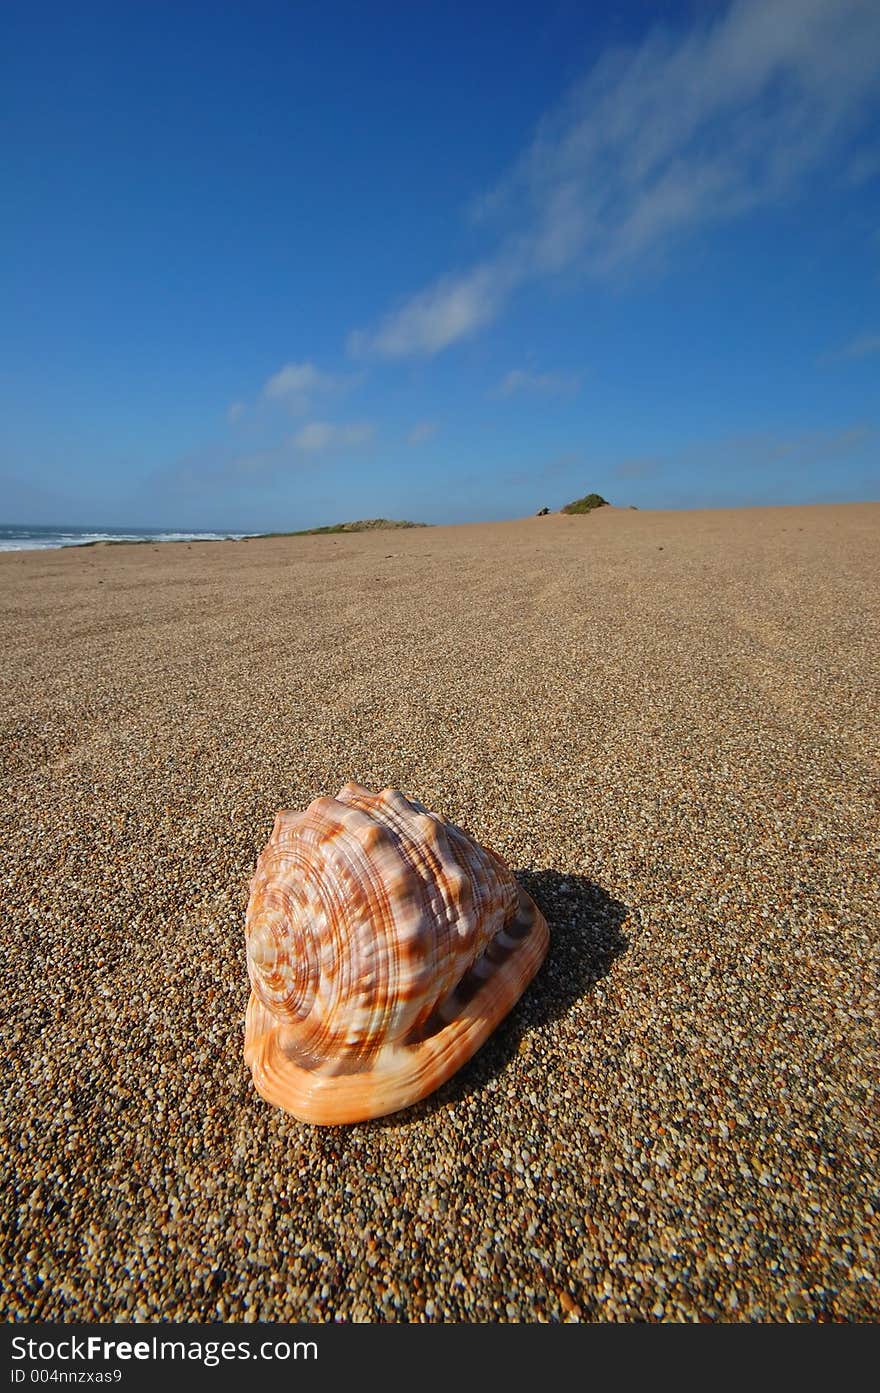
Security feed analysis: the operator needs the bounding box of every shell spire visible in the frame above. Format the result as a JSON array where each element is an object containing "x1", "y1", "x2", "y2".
[{"x1": 244, "y1": 784, "x2": 549, "y2": 1123}]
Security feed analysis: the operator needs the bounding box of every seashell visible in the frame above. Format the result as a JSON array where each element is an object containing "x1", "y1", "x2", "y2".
[{"x1": 243, "y1": 783, "x2": 549, "y2": 1124}]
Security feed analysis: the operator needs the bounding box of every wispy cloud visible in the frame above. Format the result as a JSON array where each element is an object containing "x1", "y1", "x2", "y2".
[
  {"x1": 348, "y1": 259, "x2": 520, "y2": 359},
  {"x1": 262, "y1": 361, "x2": 343, "y2": 414},
  {"x1": 614, "y1": 458, "x2": 661, "y2": 480},
  {"x1": 350, "y1": 0, "x2": 880, "y2": 359},
  {"x1": 225, "y1": 360, "x2": 363, "y2": 436},
  {"x1": 646, "y1": 423, "x2": 873, "y2": 476},
  {"x1": 845, "y1": 148, "x2": 880, "y2": 187},
  {"x1": 147, "y1": 442, "x2": 300, "y2": 500},
  {"x1": 748, "y1": 424, "x2": 872, "y2": 466},
  {"x1": 149, "y1": 423, "x2": 376, "y2": 501},
  {"x1": 495, "y1": 368, "x2": 581, "y2": 397},
  {"x1": 407, "y1": 421, "x2": 438, "y2": 446},
  {"x1": 823, "y1": 331, "x2": 880, "y2": 362},
  {"x1": 291, "y1": 420, "x2": 374, "y2": 453},
  {"x1": 503, "y1": 450, "x2": 585, "y2": 488}
]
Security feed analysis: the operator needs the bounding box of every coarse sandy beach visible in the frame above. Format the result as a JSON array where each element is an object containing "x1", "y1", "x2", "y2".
[{"x1": 1, "y1": 501, "x2": 878, "y2": 1322}]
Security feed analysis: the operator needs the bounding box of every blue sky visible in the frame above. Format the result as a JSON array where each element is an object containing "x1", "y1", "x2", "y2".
[{"x1": 2, "y1": 0, "x2": 879, "y2": 529}]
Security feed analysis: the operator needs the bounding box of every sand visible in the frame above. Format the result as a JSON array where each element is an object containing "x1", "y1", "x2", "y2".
[{"x1": 1, "y1": 502, "x2": 878, "y2": 1322}]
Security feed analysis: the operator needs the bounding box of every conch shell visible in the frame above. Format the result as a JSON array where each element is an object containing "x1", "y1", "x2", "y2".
[{"x1": 243, "y1": 783, "x2": 549, "y2": 1124}]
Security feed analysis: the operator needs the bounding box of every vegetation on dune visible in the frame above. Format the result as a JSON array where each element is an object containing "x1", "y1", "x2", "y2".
[
  {"x1": 262, "y1": 518, "x2": 428, "y2": 538},
  {"x1": 74, "y1": 519, "x2": 428, "y2": 548},
  {"x1": 560, "y1": 493, "x2": 609, "y2": 515}
]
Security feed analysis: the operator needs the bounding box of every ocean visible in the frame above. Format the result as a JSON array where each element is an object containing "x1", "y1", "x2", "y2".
[{"x1": 0, "y1": 524, "x2": 259, "y2": 552}]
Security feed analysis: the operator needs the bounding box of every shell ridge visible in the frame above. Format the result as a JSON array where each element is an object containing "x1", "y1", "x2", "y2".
[{"x1": 334, "y1": 789, "x2": 464, "y2": 1018}]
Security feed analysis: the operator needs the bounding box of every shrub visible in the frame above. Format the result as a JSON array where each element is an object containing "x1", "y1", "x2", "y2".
[{"x1": 560, "y1": 492, "x2": 609, "y2": 515}]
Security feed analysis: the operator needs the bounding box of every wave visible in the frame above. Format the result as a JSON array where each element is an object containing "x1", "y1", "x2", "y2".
[{"x1": 0, "y1": 527, "x2": 260, "y2": 553}]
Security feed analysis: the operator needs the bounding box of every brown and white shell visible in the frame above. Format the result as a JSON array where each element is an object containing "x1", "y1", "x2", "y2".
[{"x1": 244, "y1": 783, "x2": 549, "y2": 1124}]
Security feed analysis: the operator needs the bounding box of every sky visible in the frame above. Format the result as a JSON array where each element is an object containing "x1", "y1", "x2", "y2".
[{"x1": 2, "y1": 0, "x2": 880, "y2": 530}]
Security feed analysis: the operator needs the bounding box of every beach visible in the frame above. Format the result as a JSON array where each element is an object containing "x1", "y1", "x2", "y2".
[{"x1": 1, "y1": 501, "x2": 878, "y2": 1322}]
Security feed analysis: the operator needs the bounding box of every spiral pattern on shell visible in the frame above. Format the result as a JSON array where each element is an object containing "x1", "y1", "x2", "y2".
[{"x1": 244, "y1": 784, "x2": 549, "y2": 1123}]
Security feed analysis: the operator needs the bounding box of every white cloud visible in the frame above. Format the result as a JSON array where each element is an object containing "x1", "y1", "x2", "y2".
[
  {"x1": 349, "y1": 259, "x2": 521, "y2": 359},
  {"x1": 407, "y1": 421, "x2": 438, "y2": 446},
  {"x1": 292, "y1": 421, "x2": 375, "y2": 453},
  {"x1": 496, "y1": 368, "x2": 581, "y2": 397},
  {"x1": 262, "y1": 361, "x2": 340, "y2": 413},
  {"x1": 349, "y1": 0, "x2": 880, "y2": 359}
]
